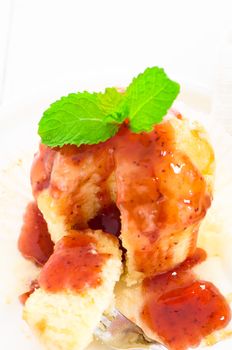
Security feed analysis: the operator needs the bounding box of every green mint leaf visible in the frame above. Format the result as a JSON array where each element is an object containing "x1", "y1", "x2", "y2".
[
  {"x1": 101, "y1": 87, "x2": 128, "y2": 124},
  {"x1": 38, "y1": 91, "x2": 120, "y2": 147},
  {"x1": 98, "y1": 87, "x2": 124, "y2": 115},
  {"x1": 38, "y1": 67, "x2": 180, "y2": 148},
  {"x1": 125, "y1": 67, "x2": 180, "y2": 133}
]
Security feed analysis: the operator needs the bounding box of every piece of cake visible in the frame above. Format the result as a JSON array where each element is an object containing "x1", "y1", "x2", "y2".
[
  {"x1": 23, "y1": 229, "x2": 122, "y2": 350},
  {"x1": 19, "y1": 65, "x2": 232, "y2": 350},
  {"x1": 31, "y1": 113, "x2": 214, "y2": 283}
]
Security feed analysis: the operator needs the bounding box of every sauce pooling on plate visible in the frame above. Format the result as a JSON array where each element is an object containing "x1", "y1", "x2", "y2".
[
  {"x1": 18, "y1": 202, "x2": 54, "y2": 265},
  {"x1": 22, "y1": 117, "x2": 231, "y2": 349},
  {"x1": 141, "y1": 248, "x2": 231, "y2": 350}
]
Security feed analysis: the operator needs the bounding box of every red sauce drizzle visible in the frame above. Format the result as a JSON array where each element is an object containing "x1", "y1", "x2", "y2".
[
  {"x1": 112, "y1": 123, "x2": 211, "y2": 274},
  {"x1": 24, "y1": 119, "x2": 230, "y2": 347},
  {"x1": 18, "y1": 202, "x2": 54, "y2": 265},
  {"x1": 30, "y1": 121, "x2": 212, "y2": 275},
  {"x1": 38, "y1": 232, "x2": 110, "y2": 292},
  {"x1": 141, "y1": 248, "x2": 231, "y2": 350}
]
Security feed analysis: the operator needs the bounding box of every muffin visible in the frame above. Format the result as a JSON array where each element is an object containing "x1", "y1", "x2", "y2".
[{"x1": 31, "y1": 113, "x2": 214, "y2": 283}]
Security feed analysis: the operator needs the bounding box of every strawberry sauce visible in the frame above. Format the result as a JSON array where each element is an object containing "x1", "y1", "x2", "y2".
[
  {"x1": 38, "y1": 233, "x2": 110, "y2": 292},
  {"x1": 141, "y1": 249, "x2": 231, "y2": 350},
  {"x1": 24, "y1": 120, "x2": 231, "y2": 348},
  {"x1": 18, "y1": 202, "x2": 54, "y2": 265},
  {"x1": 31, "y1": 121, "x2": 211, "y2": 274}
]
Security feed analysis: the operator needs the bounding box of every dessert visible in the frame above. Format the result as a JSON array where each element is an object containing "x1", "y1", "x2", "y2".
[
  {"x1": 31, "y1": 114, "x2": 213, "y2": 282},
  {"x1": 18, "y1": 67, "x2": 231, "y2": 350},
  {"x1": 23, "y1": 229, "x2": 121, "y2": 350}
]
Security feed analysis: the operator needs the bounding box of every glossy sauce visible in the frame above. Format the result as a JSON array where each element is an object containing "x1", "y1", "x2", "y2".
[
  {"x1": 25, "y1": 120, "x2": 231, "y2": 347},
  {"x1": 18, "y1": 202, "x2": 54, "y2": 265},
  {"x1": 141, "y1": 249, "x2": 231, "y2": 350},
  {"x1": 30, "y1": 121, "x2": 211, "y2": 275},
  {"x1": 32, "y1": 142, "x2": 115, "y2": 229},
  {"x1": 38, "y1": 232, "x2": 110, "y2": 292},
  {"x1": 113, "y1": 123, "x2": 211, "y2": 274}
]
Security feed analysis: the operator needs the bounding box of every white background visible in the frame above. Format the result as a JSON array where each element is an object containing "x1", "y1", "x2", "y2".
[{"x1": 0, "y1": 0, "x2": 232, "y2": 106}]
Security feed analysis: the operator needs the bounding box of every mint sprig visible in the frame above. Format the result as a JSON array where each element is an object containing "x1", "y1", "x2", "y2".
[
  {"x1": 124, "y1": 67, "x2": 180, "y2": 132},
  {"x1": 38, "y1": 67, "x2": 180, "y2": 147},
  {"x1": 38, "y1": 89, "x2": 123, "y2": 147}
]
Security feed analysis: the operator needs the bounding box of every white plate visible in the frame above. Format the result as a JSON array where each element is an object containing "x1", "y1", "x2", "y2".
[{"x1": 0, "y1": 88, "x2": 232, "y2": 350}]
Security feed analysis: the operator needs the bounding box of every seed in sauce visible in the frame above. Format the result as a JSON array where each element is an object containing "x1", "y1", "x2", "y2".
[
  {"x1": 112, "y1": 123, "x2": 211, "y2": 275},
  {"x1": 141, "y1": 249, "x2": 231, "y2": 350},
  {"x1": 38, "y1": 233, "x2": 110, "y2": 293},
  {"x1": 18, "y1": 202, "x2": 54, "y2": 265}
]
